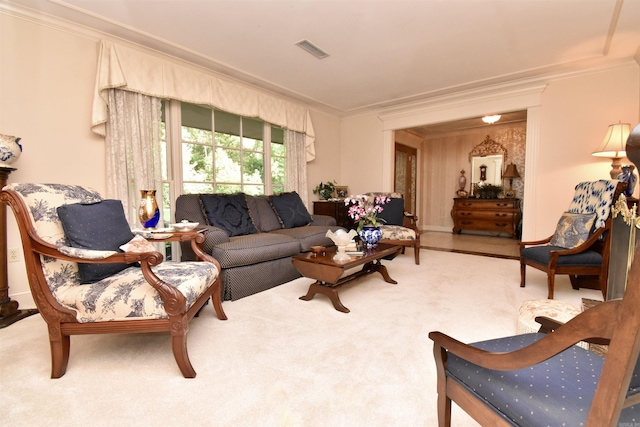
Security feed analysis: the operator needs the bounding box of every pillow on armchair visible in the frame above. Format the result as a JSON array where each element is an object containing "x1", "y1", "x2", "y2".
[
  {"x1": 549, "y1": 212, "x2": 597, "y2": 249},
  {"x1": 57, "y1": 199, "x2": 134, "y2": 283}
]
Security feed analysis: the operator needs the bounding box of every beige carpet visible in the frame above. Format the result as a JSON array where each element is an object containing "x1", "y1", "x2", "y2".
[{"x1": 1, "y1": 249, "x2": 602, "y2": 427}]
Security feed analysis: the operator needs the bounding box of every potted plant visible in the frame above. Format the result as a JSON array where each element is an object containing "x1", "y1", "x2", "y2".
[{"x1": 313, "y1": 181, "x2": 337, "y2": 200}]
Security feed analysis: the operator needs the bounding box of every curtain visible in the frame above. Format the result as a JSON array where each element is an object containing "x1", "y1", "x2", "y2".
[
  {"x1": 105, "y1": 89, "x2": 163, "y2": 227},
  {"x1": 92, "y1": 40, "x2": 316, "y2": 161},
  {"x1": 285, "y1": 130, "x2": 309, "y2": 207}
]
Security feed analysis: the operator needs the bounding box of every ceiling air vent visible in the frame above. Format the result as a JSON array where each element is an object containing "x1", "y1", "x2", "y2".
[{"x1": 296, "y1": 39, "x2": 329, "y2": 59}]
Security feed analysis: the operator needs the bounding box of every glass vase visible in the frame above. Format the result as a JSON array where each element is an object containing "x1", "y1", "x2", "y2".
[{"x1": 138, "y1": 189, "x2": 160, "y2": 229}]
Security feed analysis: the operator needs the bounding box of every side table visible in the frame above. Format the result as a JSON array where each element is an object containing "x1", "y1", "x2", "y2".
[{"x1": 0, "y1": 167, "x2": 38, "y2": 328}]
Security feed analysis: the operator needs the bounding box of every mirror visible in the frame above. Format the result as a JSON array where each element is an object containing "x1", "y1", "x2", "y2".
[
  {"x1": 468, "y1": 135, "x2": 508, "y2": 186},
  {"x1": 471, "y1": 154, "x2": 503, "y2": 186}
]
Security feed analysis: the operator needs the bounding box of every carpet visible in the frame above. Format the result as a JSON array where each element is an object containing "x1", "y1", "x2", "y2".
[{"x1": 0, "y1": 249, "x2": 602, "y2": 426}]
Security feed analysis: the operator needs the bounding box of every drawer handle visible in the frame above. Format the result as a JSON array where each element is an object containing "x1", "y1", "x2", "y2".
[
  {"x1": 495, "y1": 213, "x2": 508, "y2": 217},
  {"x1": 494, "y1": 223, "x2": 508, "y2": 227},
  {"x1": 496, "y1": 203, "x2": 510, "y2": 207},
  {"x1": 460, "y1": 212, "x2": 472, "y2": 216},
  {"x1": 461, "y1": 203, "x2": 473, "y2": 207},
  {"x1": 461, "y1": 221, "x2": 474, "y2": 225}
]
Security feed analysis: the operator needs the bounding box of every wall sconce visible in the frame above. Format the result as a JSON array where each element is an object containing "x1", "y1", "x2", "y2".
[
  {"x1": 502, "y1": 163, "x2": 520, "y2": 198},
  {"x1": 591, "y1": 122, "x2": 631, "y2": 179}
]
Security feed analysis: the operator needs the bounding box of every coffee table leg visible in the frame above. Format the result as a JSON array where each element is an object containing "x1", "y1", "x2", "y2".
[
  {"x1": 367, "y1": 260, "x2": 397, "y2": 284},
  {"x1": 299, "y1": 282, "x2": 350, "y2": 313}
]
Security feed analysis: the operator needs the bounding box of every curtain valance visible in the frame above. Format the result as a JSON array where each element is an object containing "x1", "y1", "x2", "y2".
[{"x1": 91, "y1": 40, "x2": 316, "y2": 161}]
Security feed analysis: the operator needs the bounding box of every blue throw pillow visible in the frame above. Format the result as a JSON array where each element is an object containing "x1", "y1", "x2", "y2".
[
  {"x1": 376, "y1": 197, "x2": 405, "y2": 226},
  {"x1": 268, "y1": 192, "x2": 312, "y2": 228},
  {"x1": 199, "y1": 194, "x2": 258, "y2": 237},
  {"x1": 57, "y1": 199, "x2": 134, "y2": 283}
]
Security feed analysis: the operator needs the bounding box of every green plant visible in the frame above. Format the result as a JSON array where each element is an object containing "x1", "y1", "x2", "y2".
[{"x1": 313, "y1": 180, "x2": 337, "y2": 200}]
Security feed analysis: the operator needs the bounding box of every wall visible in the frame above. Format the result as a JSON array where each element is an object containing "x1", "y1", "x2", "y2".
[{"x1": 0, "y1": 10, "x2": 342, "y2": 307}]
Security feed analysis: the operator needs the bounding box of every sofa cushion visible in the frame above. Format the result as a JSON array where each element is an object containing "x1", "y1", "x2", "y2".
[
  {"x1": 200, "y1": 194, "x2": 258, "y2": 237},
  {"x1": 254, "y1": 196, "x2": 283, "y2": 232},
  {"x1": 271, "y1": 226, "x2": 342, "y2": 252},
  {"x1": 268, "y1": 192, "x2": 312, "y2": 228},
  {"x1": 210, "y1": 233, "x2": 301, "y2": 269},
  {"x1": 57, "y1": 199, "x2": 133, "y2": 283}
]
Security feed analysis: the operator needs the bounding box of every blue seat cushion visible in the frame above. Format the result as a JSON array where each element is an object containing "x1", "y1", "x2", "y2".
[
  {"x1": 446, "y1": 333, "x2": 640, "y2": 426},
  {"x1": 521, "y1": 245, "x2": 602, "y2": 266}
]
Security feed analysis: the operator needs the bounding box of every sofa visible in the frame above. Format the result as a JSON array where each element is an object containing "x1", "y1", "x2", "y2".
[{"x1": 175, "y1": 192, "x2": 344, "y2": 300}]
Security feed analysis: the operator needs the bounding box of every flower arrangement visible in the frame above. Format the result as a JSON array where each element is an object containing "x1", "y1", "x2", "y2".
[{"x1": 344, "y1": 194, "x2": 390, "y2": 232}]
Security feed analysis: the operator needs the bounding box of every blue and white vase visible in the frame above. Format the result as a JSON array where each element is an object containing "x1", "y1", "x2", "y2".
[
  {"x1": 359, "y1": 225, "x2": 382, "y2": 248},
  {"x1": 617, "y1": 165, "x2": 637, "y2": 197},
  {"x1": 0, "y1": 134, "x2": 22, "y2": 167}
]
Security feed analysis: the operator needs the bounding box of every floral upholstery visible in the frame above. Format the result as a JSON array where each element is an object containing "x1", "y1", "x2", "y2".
[
  {"x1": 567, "y1": 179, "x2": 619, "y2": 228},
  {"x1": 379, "y1": 224, "x2": 416, "y2": 240},
  {"x1": 6, "y1": 183, "x2": 219, "y2": 322}
]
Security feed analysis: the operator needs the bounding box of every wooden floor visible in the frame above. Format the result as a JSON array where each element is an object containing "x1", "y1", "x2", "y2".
[{"x1": 420, "y1": 230, "x2": 520, "y2": 259}]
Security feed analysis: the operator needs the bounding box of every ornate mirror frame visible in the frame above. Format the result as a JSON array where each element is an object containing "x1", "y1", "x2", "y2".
[{"x1": 469, "y1": 135, "x2": 508, "y2": 186}]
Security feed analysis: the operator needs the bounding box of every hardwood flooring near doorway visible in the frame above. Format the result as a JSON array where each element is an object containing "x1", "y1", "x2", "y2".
[{"x1": 421, "y1": 231, "x2": 519, "y2": 260}]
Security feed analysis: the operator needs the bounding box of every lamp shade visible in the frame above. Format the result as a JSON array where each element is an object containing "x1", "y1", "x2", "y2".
[
  {"x1": 503, "y1": 163, "x2": 520, "y2": 179},
  {"x1": 592, "y1": 122, "x2": 631, "y2": 158}
]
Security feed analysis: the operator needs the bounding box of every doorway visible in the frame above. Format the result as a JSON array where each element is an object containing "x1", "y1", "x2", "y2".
[{"x1": 394, "y1": 143, "x2": 417, "y2": 214}]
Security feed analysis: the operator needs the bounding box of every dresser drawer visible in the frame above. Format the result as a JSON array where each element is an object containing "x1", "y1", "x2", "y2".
[
  {"x1": 454, "y1": 210, "x2": 517, "y2": 221},
  {"x1": 451, "y1": 197, "x2": 521, "y2": 238}
]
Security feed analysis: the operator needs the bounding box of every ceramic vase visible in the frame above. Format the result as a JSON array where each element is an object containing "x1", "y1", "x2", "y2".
[
  {"x1": 138, "y1": 189, "x2": 160, "y2": 229},
  {"x1": 359, "y1": 225, "x2": 382, "y2": 248},
  {"x1": 0, "y1": 134, "x2": 22, "y2": 167},
  {"x1": 617, "y1": 165, "x2": 637, "y2": 197}
]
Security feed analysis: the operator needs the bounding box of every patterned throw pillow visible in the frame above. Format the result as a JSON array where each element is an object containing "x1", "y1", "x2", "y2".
[
  {"x1": 200, "y1": 194, "x2": 258, "y2": 237},
  {"x1": 57, "y1": 199, "x2": 134, "y2": 283},
  {"x1": 269, "y1": 192, "x2": 312, "y2": 228},
  {"x1": 549, "y1": 212, "x2": 597, "y2": 249},
  {"x1": 567, "y1": 180, "x2": 618, "y2": 228}
]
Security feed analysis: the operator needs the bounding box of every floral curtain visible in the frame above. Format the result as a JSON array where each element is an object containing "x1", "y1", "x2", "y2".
[
  {"x1": 105, "y1": 89, "x2": 163, "y2": 227},
  {"x1": 285, "y1": 130, "x2": 309, "y2": 207}
]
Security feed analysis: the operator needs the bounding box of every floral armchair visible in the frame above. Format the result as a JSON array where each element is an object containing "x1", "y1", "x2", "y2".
[
  {"x1": 365, "y1": 192, "x2": 420, "y2": 264},
  {"x1": 0, "y1": 183, "x2": 226, "y2": 378}
]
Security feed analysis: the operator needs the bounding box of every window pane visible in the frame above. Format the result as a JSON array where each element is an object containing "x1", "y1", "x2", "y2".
[
  {"x1": 271, "y1": 142, "x2": 285, "y2": 157},
  {"x1": 182, "y1": 103, "x2": 212, "y2": 132},
  {"x1": 183, "y1": 183, "x2": 213, "y2": 194},
  {"x1": 272, "y1": 126, "x2": 284, "y2": 144},
  {"x1": 162, "y1": 183, "x2": 171, "y2": 223},
  {"x1": 183, "y1": 143, "x2": 213, "y2": 181},
  {"x1": 271, "y1": 157, "x2": 285, "y2": 185},
  {"x1": 215, "y1": 147, "x2": 241, "y2": 182},
  {"x1": 214, "y1": 110, "x2": 241, "y2": 148},
  {"x1": 243, "y1": 117, "x2": 263, "y2": 151},
  {"x1": 216, "y1": 184, "x2": 242, "y2": 194},
  {"x1": 243, "y1": 185, "x2": 264, "y2": 196},
  {"x1": 160, "y1": 123, "x2": 168, "y2": 180},
  {"x1": 243, "y1": 151, "x2": 264, "y2": 184},
  {"x1": 272, "y1": 185, "x2": 284, "y2": 195}
]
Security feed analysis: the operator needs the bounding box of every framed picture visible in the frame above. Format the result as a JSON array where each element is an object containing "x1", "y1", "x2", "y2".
[{"x1": 335, "y1": 186, "x2": 349, "y2": 198}]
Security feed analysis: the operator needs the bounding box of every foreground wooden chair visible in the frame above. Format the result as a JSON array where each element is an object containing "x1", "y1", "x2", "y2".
[
  {"x1": 429, "y1": 240, "x2": 640, "y2": 426},
  {"x1": 1, "y1": 183, "x2": 226, "y2": 378},
  {"x1": 520, "y1": 180, "x2": 626, "y2": 299}
]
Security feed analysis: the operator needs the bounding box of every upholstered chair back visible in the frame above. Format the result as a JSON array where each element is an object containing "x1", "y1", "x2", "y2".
[{"x1": 7, "y1": 183, "x2": 103, "y2": 289}]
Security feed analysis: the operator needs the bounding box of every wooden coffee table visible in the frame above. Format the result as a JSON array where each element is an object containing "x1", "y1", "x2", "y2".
[{"x1": 293, "y1": 243, "x2": 401, "y2": 313}]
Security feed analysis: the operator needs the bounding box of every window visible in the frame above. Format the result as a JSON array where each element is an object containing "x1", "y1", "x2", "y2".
[{"x1": 160, "y1": 100, "x2": 286, "y2": 233}]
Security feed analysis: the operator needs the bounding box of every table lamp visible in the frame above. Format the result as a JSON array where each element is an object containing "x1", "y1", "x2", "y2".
[
  {"x1": 592, "y1": 122, "x2": 631, "y2": 179},
  {"x1": 503, "y1": 163, "x2": 520, "y2": 198}
]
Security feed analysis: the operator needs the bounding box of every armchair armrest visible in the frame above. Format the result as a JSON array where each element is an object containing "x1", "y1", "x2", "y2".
[
  {"x1": 519, "y1": 235, "x2": 553, "y2": 247},
  {"x1": 430, "y1": 299, "x2": 620, "y2": 371}
]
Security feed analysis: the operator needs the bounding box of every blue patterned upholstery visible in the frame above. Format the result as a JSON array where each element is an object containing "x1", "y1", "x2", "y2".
[
  {"x1": 567, "y1": 180, "x2": 619, "y2": 229},
  {"x1": 447, "y1": 333, "x2": 640, "y2": 426},
  {"x1": 521, "y1": 246, "x2": 603, "y2": 266}
]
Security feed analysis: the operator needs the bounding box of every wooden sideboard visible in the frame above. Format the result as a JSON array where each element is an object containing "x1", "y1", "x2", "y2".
[
  {"x1": 313, "y1": 200, "x2": 355, "y2": 229},
  {"x1": 451, "y1": 197, "x2": 521, "y2": 239}
]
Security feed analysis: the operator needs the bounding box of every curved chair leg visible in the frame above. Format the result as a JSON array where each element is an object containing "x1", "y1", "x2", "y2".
[
  {"x1": 171, "y1": 318, "x2": 196, "y2": 378},
  {"x1": 211, "y1": 283, "x2": 227, "y2": 321},
  {"x1": 520, "y1": 263, "x2": 526, "y2": 288},
  {"x1": 414, "y1": 241, "x2": 420, "y2": 265},
  {"x1": 547, "y1": 271, "x2": 556, "y2": 299},
  {"x1": 49, "y1": 326, "x2": 70, "y2": 379}
]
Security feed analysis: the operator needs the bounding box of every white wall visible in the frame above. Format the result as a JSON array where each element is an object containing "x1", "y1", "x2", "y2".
[{"x1": 0, "y1": 11, "x2": 342, "y2": 307}]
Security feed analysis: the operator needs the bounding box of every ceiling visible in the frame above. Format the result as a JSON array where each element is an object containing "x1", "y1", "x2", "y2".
[{"x1": 6, "y1": 0, "x2": 640, "y2": 117}]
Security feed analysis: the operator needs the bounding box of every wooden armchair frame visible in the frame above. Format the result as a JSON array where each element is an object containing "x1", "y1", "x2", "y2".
[
  {"x1": 430, "y1": 239, "x2": 640, "y2": 426},
  {"x1": 1, "y1": 187, "x2": 226, "y2": 378},
  {"x1": 519, "y1": 181, "x2": 626, "y2": 299}
]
